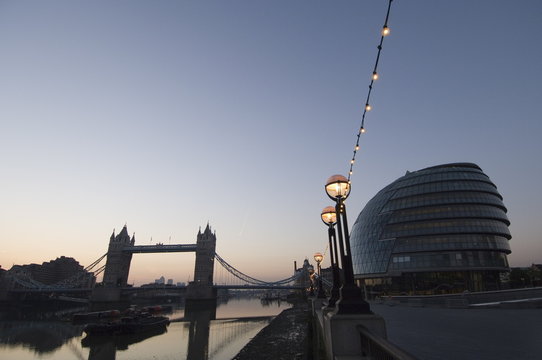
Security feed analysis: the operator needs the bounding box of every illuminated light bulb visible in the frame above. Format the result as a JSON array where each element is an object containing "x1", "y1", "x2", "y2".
[
  {"x1": 372, "y1": 71, "x2": 379, "y2": 81},
  {"x1": 349, "y1": 170, "x2": 353, "y2": 175},
  {"x1": 365, "y1": 104, "x2": 372, "y2": 111},
  {"x1": 382, "y1": 26, "x2": 390, "y2": 36},
  {"x1": 355, "y1": 145, "x2": 360, "y2": 151},
  {"x1": 351, "y1": 159, "x2": 355, "y2": 164},
  {"x1": 360, "y1": 127, "x2": 366, "y2": 133}
]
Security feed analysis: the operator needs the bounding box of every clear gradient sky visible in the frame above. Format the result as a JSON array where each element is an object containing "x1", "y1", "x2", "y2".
[{"x1": 1, "y1": 1, "x2": 541, "y2": 285}]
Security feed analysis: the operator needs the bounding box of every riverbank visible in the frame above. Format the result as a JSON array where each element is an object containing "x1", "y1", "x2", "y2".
[{"x1": 233, "y1": 301, "x2": 312, "y2": 360}]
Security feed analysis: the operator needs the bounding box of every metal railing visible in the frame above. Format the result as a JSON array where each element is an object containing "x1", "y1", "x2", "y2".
[{"x1": 357, "y1": 325, "x2": 418, "y2": 360}]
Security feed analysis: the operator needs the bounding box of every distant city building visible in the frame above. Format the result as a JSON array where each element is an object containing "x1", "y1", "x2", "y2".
[
  {"x1": 155, "y1": 276, "x2": 166, "y2": 285},
  {"x1": 167, "y1": 279, "x2": 173, "y2": 285},
  {"x1": 7, "y1": 256, "x2": 95, "y2": 288},
  {"x1": 0, "y1": 266, "x2": 7, "y2": 300},
  {"x1": 177, "y1": 282, "x2": 186, "y2": 287},
  {"x1": 508, "y1": 264, "x2": 542, "y2": 288},
  {"x1": 350, "y1": 163, "x2": 512, "y2": 295}
]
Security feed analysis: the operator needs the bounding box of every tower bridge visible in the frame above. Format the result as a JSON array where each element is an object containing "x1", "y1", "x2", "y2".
[{"x1": 3, "y1": 224, "x2": 308, "y2": 303}]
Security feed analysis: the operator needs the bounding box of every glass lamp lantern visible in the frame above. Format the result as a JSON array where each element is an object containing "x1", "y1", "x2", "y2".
[
  {"x1": 314, "y1": 252, "x2": 324, "y2": 265},
  {"x1": 325, "y1": 175, "x2": 351, "y2": 201},
  {"x1": 321, "y1": 206, "x2": 337, "y2": 225}
]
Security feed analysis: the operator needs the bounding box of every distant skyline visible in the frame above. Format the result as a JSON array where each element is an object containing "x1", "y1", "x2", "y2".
[{"x1": 1, "y1": 1, "x2": 541, "y2": 285}]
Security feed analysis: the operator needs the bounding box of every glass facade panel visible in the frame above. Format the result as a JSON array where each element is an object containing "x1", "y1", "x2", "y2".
[
  {"x1": 382, "y1": 192, "x2": 507, "y2": 213},
  {"x1": 388, "y1": 204, "x2": 509, "y2": 225},
  {"x1": 381, "y1": 218, "x2": 511, "y2": 239},
  {"x1": 392, "y1": 180, "x2": 499, "y2": 199},
  {"x1": 389, "y1": 251, "x2": 509, "y2": 271},
  {"x1": 393, "y1": 234, "x2": 511, "y2": 253}
]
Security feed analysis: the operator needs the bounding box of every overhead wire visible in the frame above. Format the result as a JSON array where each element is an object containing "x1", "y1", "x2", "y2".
[{"x1": 347, "y1": 0, "x2": 394, "y2": 183}]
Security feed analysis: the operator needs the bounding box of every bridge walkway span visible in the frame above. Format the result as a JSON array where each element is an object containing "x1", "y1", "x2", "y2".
[{"x1": 122, "y1": 244, "x2": 197, "y2": 253}]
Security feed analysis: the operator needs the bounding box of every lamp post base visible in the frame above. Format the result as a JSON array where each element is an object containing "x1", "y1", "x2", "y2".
[
  {"x1": 323, "y1": 311, "x2": 387, "y2": 360},
  {"x1": 317, "y1": 279, "x2": 326, "y2": 298},
  {"x1": 333, "y1": 284, "x2": 371, "y2": 314},
  {"x1": 326, "y1": 285, "x2": 340, "y2": 308}
]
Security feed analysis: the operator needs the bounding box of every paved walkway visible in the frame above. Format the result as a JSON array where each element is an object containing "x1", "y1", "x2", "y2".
[{"x1": 372, "y1": 303, "x2": 542, "y2": 360}]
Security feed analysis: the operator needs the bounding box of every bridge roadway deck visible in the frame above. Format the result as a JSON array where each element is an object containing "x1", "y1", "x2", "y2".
[
  {"x1": 10, "y1": 284, "x2": 303, "y2": 294},
  {"x1": 124, "y1": 285, "x2": 304, "y2": 291},
  {"x1": 371, "y1": 302, "x2": 541, "y2": 360},
  {"x1": 122, "y1": 244, "x2": 197, "y2": 253},
  {"x1": 214, "y1": 285, "x2": 304, "y2": 290}
]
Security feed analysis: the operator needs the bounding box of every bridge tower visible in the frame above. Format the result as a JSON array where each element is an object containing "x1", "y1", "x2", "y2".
[
  {"x1": 91, "y1": 225, "x2": 134, "y2": 304},
  {"x1": 102, "y1": 225, "x2": 134, "y2": 287},
  {"x1": 186, "y1": 224, "x2": 217, "y2": 305}
]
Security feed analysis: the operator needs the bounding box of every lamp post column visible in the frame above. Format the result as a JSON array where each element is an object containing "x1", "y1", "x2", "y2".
[
  {"x1": 321, "y1": 206, "x2": 342, "y2": 308},
  {"x1": 325, "y1": 175, "x2": 371, "y2": 314},
  {"x1": 314, "y1": 253, "x2": 326, "y2": 298}
]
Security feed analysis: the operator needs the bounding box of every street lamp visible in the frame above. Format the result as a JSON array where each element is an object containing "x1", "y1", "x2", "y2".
[
  {"x1": 314, "y1": 252, "x2": 324, "y2": 269},
  {"x1": 325, "y1": 174, "x2": 371, "y2": 314},
  {"x1": 321, "y1": 206, "x2": 341, "y2": 308},
  {"x1": 313, "y1": 252, "x2": 326, "y2": 298}
]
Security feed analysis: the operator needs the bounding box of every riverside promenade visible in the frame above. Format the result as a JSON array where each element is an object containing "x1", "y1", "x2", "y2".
[
  {"x1": 373, "y1": 302, "x2": 542, "y2": 360},
  {"x1": 233, "y1": 295, "x2": 542, "y2": 360}
]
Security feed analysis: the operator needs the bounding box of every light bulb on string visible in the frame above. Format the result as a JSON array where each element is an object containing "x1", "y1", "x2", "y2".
[
  {"x1": 382, "y1": 25, "x2": 390, "y2": 36},
  {"x1": 360, "y1": 127, "x2": 366, "y2": 133},
  {"x1": 372, "y1": 71, "x2": 379, "y2": 81},
  {"x1": 355, "y1": 145, "x2": 360, "y2": 151},
  {"x1": 365, "y1": 104, "x2": 372, "y2": 111}
]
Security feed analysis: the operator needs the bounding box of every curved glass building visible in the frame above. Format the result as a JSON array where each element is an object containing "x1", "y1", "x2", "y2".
[{"x1": 350, "y1": 163, "x2": 511, "y2": 294}]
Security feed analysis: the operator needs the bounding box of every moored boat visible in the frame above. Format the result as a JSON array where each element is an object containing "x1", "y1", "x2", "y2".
[
  {"x1": 72, "y1": 310, "x2": 121, "y2": 323},
  {"x1": 83, "y1": 315, "x2": 170, "y2": 335}
]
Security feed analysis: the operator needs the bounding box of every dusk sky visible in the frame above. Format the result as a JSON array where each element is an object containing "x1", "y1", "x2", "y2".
[{"x1": 1, "y1": 1, "x2": 541, "y2": 285}]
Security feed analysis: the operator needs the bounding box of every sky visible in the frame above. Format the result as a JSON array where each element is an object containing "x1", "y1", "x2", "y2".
[{"x1": 1, "y1": 1, "x2": 541, "y2": 286}]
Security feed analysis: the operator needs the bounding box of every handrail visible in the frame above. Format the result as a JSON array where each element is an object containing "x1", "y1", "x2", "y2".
[{"x1": 357, "y1": 325, "x2": 418, "y2": 360}]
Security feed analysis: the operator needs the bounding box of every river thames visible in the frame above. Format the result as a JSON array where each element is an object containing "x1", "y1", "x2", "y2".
[{"x1": 0, "y1": 297, "x2": 292, "y2": 360}]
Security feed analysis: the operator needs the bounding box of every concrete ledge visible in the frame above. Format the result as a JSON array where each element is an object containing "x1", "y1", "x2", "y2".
[
  {"x1": 407, "y1": 298, "x2": 424, "y2": 307},
  {"x1": 446, "y1": 298, "x2": 469, "y2": 309},
  {"x1": 324, "y1": 311, "x2": 387, "y2": 359}
]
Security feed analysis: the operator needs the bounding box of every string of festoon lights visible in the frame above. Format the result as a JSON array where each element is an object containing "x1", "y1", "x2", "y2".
[{"x1": 347, "y1": 0, "x2": 394, "y2": 183}]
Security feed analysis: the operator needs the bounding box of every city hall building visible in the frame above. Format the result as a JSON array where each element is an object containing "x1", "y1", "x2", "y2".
[{"x1": 350, "y1": 163, "x2": 512, "y2": 296}]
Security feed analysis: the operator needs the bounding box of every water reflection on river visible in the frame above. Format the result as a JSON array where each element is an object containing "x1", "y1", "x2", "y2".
[{"x1": 0, "y1": 297, "x2": 291, "y2": 360}]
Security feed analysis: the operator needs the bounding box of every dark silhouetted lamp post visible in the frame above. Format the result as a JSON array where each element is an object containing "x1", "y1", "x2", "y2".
[
  {"x1": 308, "y1": 265, "x2": 315, "y2": 296},
  {"x1": 325, "y1": 174, "x2": 371, "y2": 314},
  {"x1": 313, "y1": 252, "x2": 326, "y2": 298},
  {"x1": 321, "y1": 206, "x2": 341, "y2": 308}
]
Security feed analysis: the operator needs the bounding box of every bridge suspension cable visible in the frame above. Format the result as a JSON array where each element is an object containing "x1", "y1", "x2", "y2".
[
  {"x1": 84, "y1": 253, "x2": 107, "y2": 272},
  {"x1": 214, "y1": 253, "x2": 304, "y2": 286}
]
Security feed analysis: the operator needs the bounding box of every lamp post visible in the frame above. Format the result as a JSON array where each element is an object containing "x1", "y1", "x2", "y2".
[
  {"x1": 308, "y1": 265, "x2": 315, "y2": 296},
  {"x1": 313, "y1": 252, "x2": 326, "y2": 298},
  {"x1": 321, "y1": 206, "x2": 342, "y2": 308},
  {"x1": 325, "y1": 175, "x2": 371, "y2": 314}
]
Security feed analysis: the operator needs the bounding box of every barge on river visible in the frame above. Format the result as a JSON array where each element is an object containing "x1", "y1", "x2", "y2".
[{"x1": 83, "y1": 315, "x2": 170, "y2": 335}]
